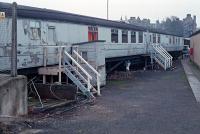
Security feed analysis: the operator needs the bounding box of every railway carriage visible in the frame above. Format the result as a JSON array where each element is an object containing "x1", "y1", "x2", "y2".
[{"x1": 0, "y1": 2, "x2": 184, "y2": 96}]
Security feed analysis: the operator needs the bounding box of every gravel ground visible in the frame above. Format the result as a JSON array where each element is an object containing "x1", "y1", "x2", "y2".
[{"x1": 2, "y1": 60, "x2": 200, "y2": 134}]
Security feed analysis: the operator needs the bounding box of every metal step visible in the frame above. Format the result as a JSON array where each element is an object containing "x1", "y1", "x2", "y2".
[{"x1": 63, "y1": 53, "x2": 95, "y2": 100}]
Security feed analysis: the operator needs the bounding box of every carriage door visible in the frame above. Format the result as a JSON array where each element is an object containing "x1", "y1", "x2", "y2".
[{"x1": 48, "y1": 26, "x2": 56, "y2": 45}]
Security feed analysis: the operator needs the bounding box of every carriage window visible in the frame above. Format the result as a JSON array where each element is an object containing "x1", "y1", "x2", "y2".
[
  {"x1": 30, "y1": 21, "x2": 41, "y2": 40},
  {"x1": 88, "y1": 26, "x2": 98, "y2": 41},
  {"x1": 111, "y1": 29, "x2": 118, "y2": 43},
  {"x1": 150, "y1": 35, "x2": 152, "y2": 43},
  {"x1": 153, "y1": 34, "x2": 156, "y2": 43},
  {"x1": 169, "y1": 36, "x2": 172, "y2": 44},
  {"x1": 178, "y1": 38, "x2": 180, "y2": 45},
  {"x1": 122, "y1": 30, "x2": 128, "y2": 43},
  {"x1": 138, "y1": 32, "x2": 143, "y2": 43},
  {"x1": 173, "y1": 37, "x2": 175, "y2": 44},
  {"x1": 131, "y1": 31, "x2": 136, "y2": 43},
  {"x1": 82, "y1": 51, "x2": 88, "y2": 61},
  {"x1": 157, "y1": 34, "x2": 161, "y2": 43}
]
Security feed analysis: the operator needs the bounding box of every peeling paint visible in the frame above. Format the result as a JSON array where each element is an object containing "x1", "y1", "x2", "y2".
[{"x1": 30, "y1": 54, "x2": 40, "y2": 64}]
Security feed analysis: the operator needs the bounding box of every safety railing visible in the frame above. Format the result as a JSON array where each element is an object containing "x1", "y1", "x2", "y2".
[
  {"x1": 152, "y1": 44, "x2": 173, "y2": 70},
  {"x1": 64, "y1": 51, "x2": 93, "y2": 92},
  {"x1": 73, "y1": 50, "x2": 101, "y2": 96}
]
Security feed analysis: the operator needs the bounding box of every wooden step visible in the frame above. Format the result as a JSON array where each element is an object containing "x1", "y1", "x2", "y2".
[{"x1": 38, "y1": 66, "x2": 64, "y2": 75}]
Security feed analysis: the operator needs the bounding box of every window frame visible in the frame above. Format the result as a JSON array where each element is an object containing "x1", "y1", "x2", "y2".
[
  {"x1": 88, "y1": 26, "x2": 98, "y2": 41},
  {"x1": 30, "y1": 21, "x2": 41, "y2": 40},
  {"x1": 131, "y1": 31, "x2": 137, "y2": 43},
  {"x1": 138, "y1": 31, "x2": 143, "y2": 43},
  {"x1": 48, "y1": 26, "x2": 56, "y2": 43},
  {"x1": 122, "y1": 30, "x2": 128, "y2": 43},
  {"x1": 153, "y1": 33, "x2": 156, "y2": 43},
  {"x1": 111, "y1": 29, "x2": 119, "y2": 43}
]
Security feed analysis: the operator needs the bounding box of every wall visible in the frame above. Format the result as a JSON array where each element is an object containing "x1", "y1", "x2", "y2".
[
  {"x1": 191, "y1": 34, "x2": 200, "y2": 68},
  {"x1": 0, "y1": 75, "x2": 27, "y2": 116}
]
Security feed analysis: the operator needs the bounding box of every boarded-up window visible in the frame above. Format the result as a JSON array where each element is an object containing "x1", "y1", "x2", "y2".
[
  {"x1": 122, "y1": 30, "x2": 128, "y2": 43},
  {"x1": 131, "y1": 31, "x2": 136, "y2": 43},
  {"x1": 138, "y1": 32, "x2": 143, "y2": 43},
  {"x1": 111, "y1": 29, "x2": 118, "y2": 43},
  {"x1": 30, "y1": 21, "x2": 41, "y2": 40},
  {"x1": 48, "y1": 26, "x2": 56, "y2": 43},
  {"x1": 88, "y1": 26, "x2": 98, "y2": 41}
]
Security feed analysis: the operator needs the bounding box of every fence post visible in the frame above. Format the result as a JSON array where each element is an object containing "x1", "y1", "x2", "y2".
[{"x1": 11, "y1": 2, "x2": 17, "y2": 77}]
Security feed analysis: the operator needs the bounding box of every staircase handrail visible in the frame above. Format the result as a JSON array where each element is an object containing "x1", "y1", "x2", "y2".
[
  {"x1": 73, "y1": 50, "x2": 101, "y2": 95},
  {"x1": 64, "y1": 51, "x2": 92, "y2": 80},
  {"x1": 152, "y1": 45, "x2": 166, "y2": 60},
  {"x1": 73, "y1": 50, "x2": 101, "y2": 77},
  {"x1": 159, "y1": 45, "x2": 173, "y2": 59}
]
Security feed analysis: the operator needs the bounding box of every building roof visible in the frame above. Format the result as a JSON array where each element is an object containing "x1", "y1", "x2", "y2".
[
  {"x1": 190, "y1": 29, "x2": 200, "y2": 37},
  {"x1": 0, "y1": 2, "x2": 183, "y2": 37}
]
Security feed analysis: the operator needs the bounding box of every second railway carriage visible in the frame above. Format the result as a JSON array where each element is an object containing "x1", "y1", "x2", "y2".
[{"x1": 0, "y1": 2, "x2": 184, "y2": 74}]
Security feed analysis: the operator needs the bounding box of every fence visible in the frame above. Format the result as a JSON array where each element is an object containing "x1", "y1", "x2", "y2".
[{"x1": 0, "y1": 2, "x2": 17, "y2": 77}]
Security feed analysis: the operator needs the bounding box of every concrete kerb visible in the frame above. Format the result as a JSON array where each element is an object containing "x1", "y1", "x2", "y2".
[{"x1": 181, "y1": 60, "x2": 200, "y2": 103}]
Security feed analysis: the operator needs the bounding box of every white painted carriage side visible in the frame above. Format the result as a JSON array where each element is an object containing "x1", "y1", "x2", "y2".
[
  {"x1": 0, "y1": 16, "x2": 184, "y2": 70},
  {"x1": 118, "y1": 30, "x2": 122, "y2": 43},
  {"x1": 0, "y1": 18, "x2": 12, "y2": 45},
  {"x1": 98, "y1": 27, "x2": 111, "y2": 43},
  {"x1": 105, "y1": 43, "x2": 146, "y2": 58}
]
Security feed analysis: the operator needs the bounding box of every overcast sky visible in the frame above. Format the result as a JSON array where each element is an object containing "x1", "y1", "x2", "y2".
[{"x1": 0, "y1": 0, "x2": 199, "y2": 26}]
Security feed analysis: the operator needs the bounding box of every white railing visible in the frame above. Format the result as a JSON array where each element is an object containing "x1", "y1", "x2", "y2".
[
  {"x1": 159, "y1": 45, "x2": 173, "y2": 67},
  {"x1": 64, "y1": 51, "x2": 93, "y2": 91},
  {"x1": 152, "y1": 44, "x2": 173, "y2": 70},
  {"x1": 73, "y1": 50, "x2": 101, "y2": 96},
  {"x1": 43, "y1": 45, "x2": 67, "y2": 84}
]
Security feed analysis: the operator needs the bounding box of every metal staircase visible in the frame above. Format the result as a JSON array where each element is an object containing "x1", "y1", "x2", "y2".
[
  {"x1": 151, "y1": 44, "x2": 173, "y2": 70},
  {"x1": 63, "y1": 49, "x2": 101, "y2": 100}
]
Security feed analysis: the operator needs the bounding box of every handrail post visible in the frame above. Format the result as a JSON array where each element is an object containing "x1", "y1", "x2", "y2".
[
  {"x1": 97, "y1": 76, "x2": 101, "y2": 96},
  {"x1": 58, "y1": 46, "x2": 62, "y2": 84},
  {"x1": 43, "y1": 47, "x2": 47, "y2": 84},
  {"x1": 87, "y1": 77, "x2": 91, "y2": 91}
]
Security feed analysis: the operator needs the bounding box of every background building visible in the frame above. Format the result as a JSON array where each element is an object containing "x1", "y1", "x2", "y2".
[
  {"x1": 120, "y1": 14, "x2": 197, "y2": 37},
  {"x1": 190, "y1": 30, "x2": 200, "y2": 68}
]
